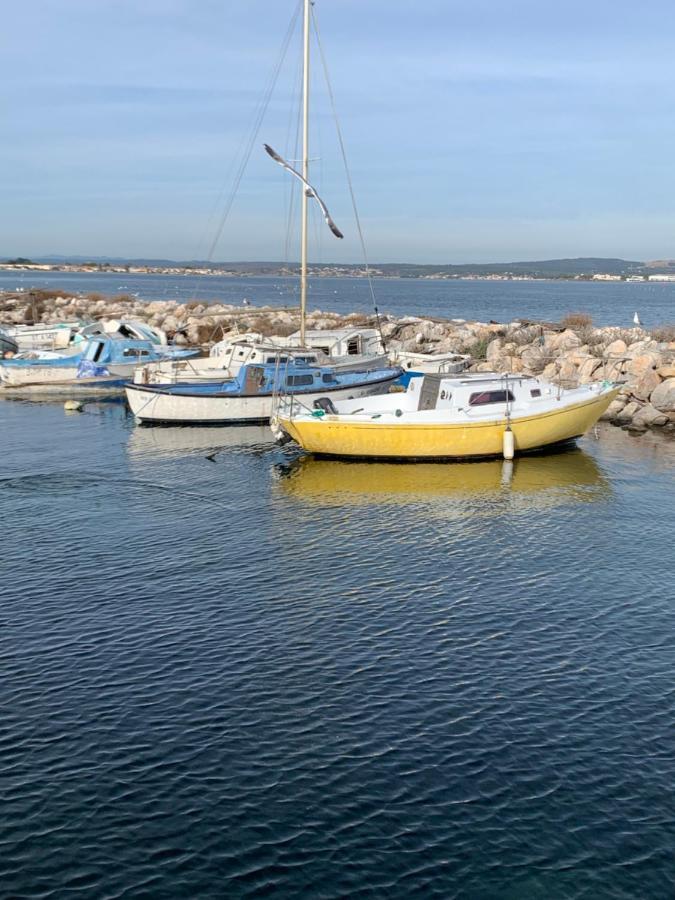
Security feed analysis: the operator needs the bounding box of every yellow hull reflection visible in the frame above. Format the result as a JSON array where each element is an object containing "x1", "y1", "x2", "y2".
[
  {"x1": 280, "y1": 390, "x2": 619, "y2": 459},
  {"x1": 276, "y1": 448, "x2": 609, "y2": 507}
]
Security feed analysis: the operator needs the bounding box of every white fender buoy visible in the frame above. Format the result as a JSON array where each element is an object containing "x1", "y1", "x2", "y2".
[
  {"x1": 503, "y1": 426, "x2": 514, "y2": 460},
  {"x1": 64, "y1": 400, "x2": 83, "y2": 412}
]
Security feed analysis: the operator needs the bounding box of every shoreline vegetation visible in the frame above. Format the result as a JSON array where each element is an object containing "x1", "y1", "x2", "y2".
[
  {"x1": 4, "y1": 256, "x2": 675, "y2": 281},
  {"x1": 2, "y1": 289, "x2": 674, "y2": 436}
]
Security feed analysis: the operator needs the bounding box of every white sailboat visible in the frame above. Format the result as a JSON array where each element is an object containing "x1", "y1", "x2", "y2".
[{"x1": 126, "y1": 0, "x2": 401, "y2": 425}]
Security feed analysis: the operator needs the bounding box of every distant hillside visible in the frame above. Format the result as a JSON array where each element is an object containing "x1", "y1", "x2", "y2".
[
  {"x1": 644, "y1": 259, "x2": 675, "y2": 271},
  {"x1": 374, "y1": 258, "x2": 644, "y2": 277},
  {"x1": 28, "y1": 255, "x2": 646, "y2": 278}
]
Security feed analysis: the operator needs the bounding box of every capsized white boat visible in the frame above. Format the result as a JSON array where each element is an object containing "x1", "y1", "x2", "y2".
[
  {"x1": 4, "y1": 317, "x2": 170, "y2": 356},
  {"x1": 4, "y1": 319, "x2": 94, "y2": 351},
  {"x1": 273, "y1": 372, "x2": 620, "y2": 459}
]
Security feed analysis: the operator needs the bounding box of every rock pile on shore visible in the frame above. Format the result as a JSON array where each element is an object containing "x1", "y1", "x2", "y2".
[{"x1": 2, "y1": 291, "x2": 674, "y2": 434}]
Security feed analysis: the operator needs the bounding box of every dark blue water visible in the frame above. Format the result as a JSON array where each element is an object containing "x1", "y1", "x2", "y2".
[
  {"x1": 2, "y1": 270, "x2": 674, "y2": 327},
  {"x1": 1, "y1": 397, "x2": 674, "y2": 898}
]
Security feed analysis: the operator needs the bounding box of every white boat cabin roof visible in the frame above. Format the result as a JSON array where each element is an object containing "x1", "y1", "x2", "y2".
[
  {"x1": 283, "y1": 327, "x2": 384, "y2": 357},
  {"x1": 400, "y1": 372, "x2": 575, "y2": 415},
  {"x1": 211, "y1": 337, "x2": 322, "y2": 365}
]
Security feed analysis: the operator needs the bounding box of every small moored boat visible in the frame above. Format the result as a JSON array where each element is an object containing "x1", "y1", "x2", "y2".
[
  {"x1": 273, "y1": 372, "x2": 620, "y2": 459},
  {"x1": 126, "y1": 361, "x2": 402, "y2": 425},
  {"x1": 0, "y1": 334, "x2": 198, "y2": 394}
]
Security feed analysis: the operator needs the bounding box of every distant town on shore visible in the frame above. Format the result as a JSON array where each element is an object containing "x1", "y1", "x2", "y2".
[{"x1": 3, "y1": 255, "x2": 675, "y2": 282}]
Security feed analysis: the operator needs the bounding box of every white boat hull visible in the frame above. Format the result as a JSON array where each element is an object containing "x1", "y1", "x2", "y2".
[
  {"x1": 126, "y1": 375, "x2": 399, "y2": 425},
  {"x1": 0, "y1": 360, "x2": 140, "y2": 393}
]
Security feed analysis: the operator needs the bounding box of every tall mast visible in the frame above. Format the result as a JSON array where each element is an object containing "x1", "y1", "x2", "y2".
[{"x1": 300, "y1": 0, "x2": 310, "y2": 345}]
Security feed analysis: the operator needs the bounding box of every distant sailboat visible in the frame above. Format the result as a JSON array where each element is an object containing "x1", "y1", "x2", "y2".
[{"x1": 633, "y1": 311, "x2": 641, "y2": 326}]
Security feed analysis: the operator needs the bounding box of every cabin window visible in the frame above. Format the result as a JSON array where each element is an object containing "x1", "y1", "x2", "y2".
[
  {"x1": 322, "y1": 373, "x2": 337, "y2": 384},
  {"x1": 92, "y1": 343, "x2": 104, "y2": 362},
  {"x1": 123, "y1": 348, "x2": 149, "y2": 357},
  {"x1": 287, "y1": 374, "x2": 314, "y2": 387},
  {"x1": 347, "y1": 337, "x2": 360, "y2": 355},
  {"x1": 530, "y1": 388, "x2": 541, "y2": 398},
  {"x1": 469, "y1": 389, "x2": 515, "y2": 406},
  {"x1": 265, "y1": 356, "x2": 289, "y2": 363}
]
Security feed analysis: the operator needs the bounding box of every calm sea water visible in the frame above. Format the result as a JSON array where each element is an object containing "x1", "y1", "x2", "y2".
[
  {"x1": 2, "y1": 396, "x2": 674, "y2": 898},
  {"x1": 2, "y1": 270, "x2": 674, "y2": 327}
]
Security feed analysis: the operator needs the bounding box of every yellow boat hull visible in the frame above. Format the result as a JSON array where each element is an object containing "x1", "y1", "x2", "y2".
[{"x1": 279, "y1": 389, "x2": 619, "y2": 459}]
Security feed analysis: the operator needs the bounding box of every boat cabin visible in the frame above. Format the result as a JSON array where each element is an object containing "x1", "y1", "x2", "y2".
[
  {"x1": 236, "y1": 362, "x2": 352, "y2": 395},
  {"x1": 406, "y1": 373, "x2": 559, "y2": 414},
  {"x1": 82, "y1": 336, "x2": 165, "y2": 364},
  {"x1": 281, "y1": 327, "x2": 384, "y2": 358},
  {"x1": 211, "y1": 338, "x2": 322, "y2": 370},
  {"x1": 153, "y1": 360, "x2": 397, "y2": 398}
]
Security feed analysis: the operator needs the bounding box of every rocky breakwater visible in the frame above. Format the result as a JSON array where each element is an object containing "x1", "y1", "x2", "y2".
[
  {"x1": 0, "y1": 291, "x2": 306, "y2": 345},
  {"x1": 2, "y1": 291, "x2": 674, "y2": 435},
  {"x1": 385, "y1": 314, "x2": 675, "y2": 435}
]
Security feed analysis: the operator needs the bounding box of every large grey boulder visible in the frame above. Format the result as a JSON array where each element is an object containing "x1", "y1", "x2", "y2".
[
  {"x1": 630, "y1": 368, "x2": 661, "y2": 402},
  {"x1": 600, "y1": 396, "x2": 627, "y2": 420},
  {"x1": 626, "y1": 352, "x2": 661, "y2": 379},
  {"x1": 578, "y1": 357, "x2": 603, "y2": 383},
  {"x1": 604, "y1": 338, "x2": 627, "y2": 357},
  {"x1": 545, "y1": 329, "x2": 582, "y2": 352},
  {"x1": 486, "y1": 338, "x2": 503, "y2": 363},
  {"x1": 614, "y1": 400, "x2": 642, "y2": 423},
  {"x1": 650, "y1": 378, "x2": 675, "y2": 414},
  {"x1": 631, "y1": 404, "x2": 670, "y2": 428}
]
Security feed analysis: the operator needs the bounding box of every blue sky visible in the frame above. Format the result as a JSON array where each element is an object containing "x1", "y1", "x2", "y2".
[{"x1": 2, "y1": 0, "x2": 675, "y2": 263}]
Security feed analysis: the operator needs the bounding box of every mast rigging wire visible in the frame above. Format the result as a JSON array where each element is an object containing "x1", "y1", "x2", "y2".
[
  {"x1": 204, "y1": 1, "x2": 302, "y2": 265},
  {"x1": 310, "y1": 4, "x2": 387, "y2": 349}
]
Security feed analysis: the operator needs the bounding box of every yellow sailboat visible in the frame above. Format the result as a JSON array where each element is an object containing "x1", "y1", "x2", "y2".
[{"x1": 273, "y1": 372, "x2": 619, "y2": 460}]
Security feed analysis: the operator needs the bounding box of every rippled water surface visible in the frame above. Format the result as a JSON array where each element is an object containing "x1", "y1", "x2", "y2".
[{"x1": 2, "y1": 399, "x2": 675, "y2": 898}]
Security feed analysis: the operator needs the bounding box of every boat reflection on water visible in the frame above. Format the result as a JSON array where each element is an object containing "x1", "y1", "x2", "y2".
[
  {"x1": 274, "y1": 448, "x2": 611, "y2": 511},
  {"x1": 127, "y1": 424, "x2": 274, "y2": 460}
]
